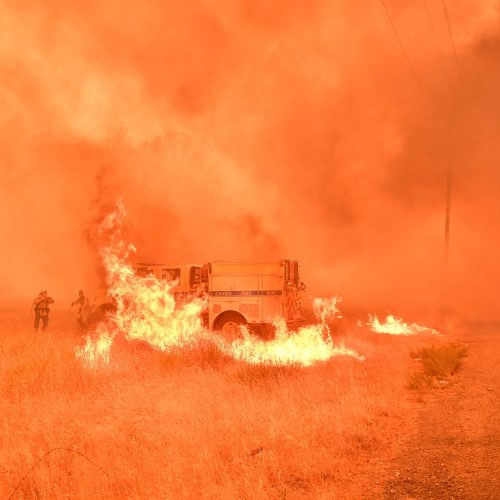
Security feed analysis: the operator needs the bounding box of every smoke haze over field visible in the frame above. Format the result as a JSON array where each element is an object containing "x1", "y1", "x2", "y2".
[{"x1": 1, "y1": 1, "x2": 499, "y2": 318}]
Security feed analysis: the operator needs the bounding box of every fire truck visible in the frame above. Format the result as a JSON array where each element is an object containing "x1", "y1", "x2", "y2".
[{"x1": 134, "y1": 260, "x2": 306, "y2": 337}]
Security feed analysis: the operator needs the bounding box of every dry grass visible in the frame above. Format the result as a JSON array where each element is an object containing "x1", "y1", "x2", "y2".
[
  {"x1": 234, "y1": 363, "x2": 301, "y2": 387},
  {"x1": 0, "y1": 305, "x2": 425, "y2": 499}
]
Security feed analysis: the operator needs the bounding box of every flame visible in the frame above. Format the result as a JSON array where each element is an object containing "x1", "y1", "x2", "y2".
[
  {"x1": 102, "y1": 244, "x2": 206, "y2": 350},
  {"x1": 312, "y1": 296, "x2": 342, "y2": 323},
  {"x1": 227, "y1": 318, "x2": 363, "y2": 366},
  {"x1": 77, "y1": 203, "x2": 363, "y2": 367},
  {"x1": 367, "y1": 314, "x2": 441, "y2": 336},
  {"x1": 75, "y1": 324, "x2": 114, "y2": 366}
]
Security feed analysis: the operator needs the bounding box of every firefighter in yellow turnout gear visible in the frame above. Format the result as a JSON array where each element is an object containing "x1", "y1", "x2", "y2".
[{"x1": 32, "y1": 290, "x2": 55, "y2": 331}]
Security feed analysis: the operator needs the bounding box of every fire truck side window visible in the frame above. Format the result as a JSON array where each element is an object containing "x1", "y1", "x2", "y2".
[
  {"x1": 161, "y1": 268, "x2": 181, "y2": 281},
  {"x1": 201, "y1": 264, "x2": 210, "y2": 283},
  {"x1": 284, "y1": 261, "x2": 290, "y2": 282},
  {"x1": 293, "y1": 262, "x2": 299, "y2": 285},
  {"x1": 136, "y1": 267, "x2": 152, "y2": 277},
  {"x1": 190, "y1": 267, "x2": 202, "y2": 287}
]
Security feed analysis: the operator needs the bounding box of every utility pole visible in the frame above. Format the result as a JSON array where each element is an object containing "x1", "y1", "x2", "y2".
[
  {"x1": 441, "y1": 0, "x2": 461, "y2": 329},
  {"x1": 443, "y1": 144, "x2": 452, "y2": 320},
  {"x1": 442, "y1": 72, "x2": 458, "y2": 330}
]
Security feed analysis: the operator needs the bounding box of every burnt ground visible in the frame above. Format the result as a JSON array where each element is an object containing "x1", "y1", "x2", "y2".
[{"x1": 382, "y1": 323, "x2": 500, "y2": 500}]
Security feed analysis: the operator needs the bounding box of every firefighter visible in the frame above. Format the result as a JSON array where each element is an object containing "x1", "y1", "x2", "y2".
[
  {"x1": 71, "y1": 290, "x2": 89, "y2": 329},
  {"x1": 32, "y1": 290, "x2": 55, "y2": 332}
]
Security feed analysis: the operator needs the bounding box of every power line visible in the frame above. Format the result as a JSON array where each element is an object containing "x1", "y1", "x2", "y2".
[
  {"x1": 377, "y1": 0, "x2": 424, "y2": 94},
  {"x1": 441, "y1": 0, "x2": 462, "y2": 78},
  {"x1": 422, "y1": 0, "x2": 446, "y2": 68}
]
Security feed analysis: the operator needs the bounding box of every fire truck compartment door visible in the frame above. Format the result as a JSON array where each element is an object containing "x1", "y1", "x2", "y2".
[
  {"x1": 210, "y1": 275, "x2": 261, "y2": 320},
  {"x1": 233, "y1": 276, "x2": 261, "y2": 320},
  {"x1": 262, "y1": 275, "x2": 283, "y2": 321},
  {"x1": 210, "y1": 276, "x2": 235, "y2": 292},
  {"x1": 233, "y1": 275, "x2": 259, "y2": 294}
]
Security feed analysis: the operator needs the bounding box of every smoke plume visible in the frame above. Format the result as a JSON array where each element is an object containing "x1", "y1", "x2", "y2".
[{"x1": 0, "y1": 0, "x2": 499, "y2": 319}]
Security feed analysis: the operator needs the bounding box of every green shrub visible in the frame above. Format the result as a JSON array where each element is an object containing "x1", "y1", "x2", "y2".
[
  {"x1": 408, "y1": 343, "x2": 468, "y2": 392},
  {"x1": 412, "y1": 343, "x2": 468, "y2": 378},
  {"x1": 406, "y1": 371, "x2": 433, "y2": 392}
]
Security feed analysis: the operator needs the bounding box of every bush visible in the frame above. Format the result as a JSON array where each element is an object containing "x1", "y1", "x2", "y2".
[
  {"x1": 411, "y1": 343, "x2": 468, "y2": 378},
  {"x1": 406, "y1": 371, "x2": 433, "y2": 392},
  {"x1": 408, "y1": 343, "x2": 468, "y2": 392}
]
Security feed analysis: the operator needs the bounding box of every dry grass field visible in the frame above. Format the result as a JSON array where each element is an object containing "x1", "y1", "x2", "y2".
[{"x1": 1, "y1": 303, "x2": 443, "y2": 499}]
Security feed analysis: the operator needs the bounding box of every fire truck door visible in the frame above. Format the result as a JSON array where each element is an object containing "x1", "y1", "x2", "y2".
[
  {"x1": 261, "y1": 275, "x2": 282, "y2": 322},
  {"x1": 233, "y1": 275, "x2": 260, "y2": 322}
]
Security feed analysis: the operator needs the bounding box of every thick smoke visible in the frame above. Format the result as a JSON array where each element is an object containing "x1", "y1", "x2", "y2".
[{"x1": 0, "y1": 1, "x2": 498, "y2": 319}]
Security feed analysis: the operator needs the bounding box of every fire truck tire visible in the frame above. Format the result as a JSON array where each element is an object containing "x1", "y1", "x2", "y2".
[{"x1": 214, "y1": 312, "x2": 247, "y2": 341}]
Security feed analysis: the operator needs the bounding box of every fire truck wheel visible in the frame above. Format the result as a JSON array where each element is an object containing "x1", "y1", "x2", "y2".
[{"x1": 215, "y1": 312, "x2": 247, "y2": 342}]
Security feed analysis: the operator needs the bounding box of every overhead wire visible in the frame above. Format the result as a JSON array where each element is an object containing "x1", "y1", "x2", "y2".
[
  {"x1": 422, "y1": 0, "x2": 446, "y2": 69},
  {"x1": 441, "y1": 0, "x2": 462, "y2": 78},
  {"x1": 377, "y1": 0, "x2": 424, "y2": 95},
  {"x1": 378, "y1": 0, "x2": 462, "y2": 322}
]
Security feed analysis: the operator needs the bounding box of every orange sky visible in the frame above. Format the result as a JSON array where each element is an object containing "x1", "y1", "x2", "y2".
[{"x1": 1, "y1": 1, "x2": 499, "y2": 319}]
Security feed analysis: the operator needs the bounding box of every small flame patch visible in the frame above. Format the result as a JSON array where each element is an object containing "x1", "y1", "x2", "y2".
[{"x1": 367, "y1": 314, "x2": 441, "y2": 336}]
